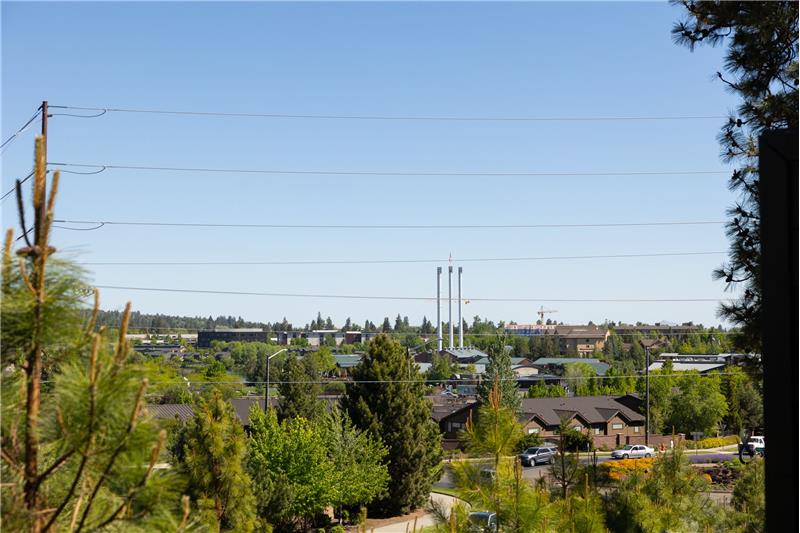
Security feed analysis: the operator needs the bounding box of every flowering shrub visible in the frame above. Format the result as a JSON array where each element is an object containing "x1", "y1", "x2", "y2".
[
  {"x1": 601, "y1": 458, "x2": 656, "y2": 481},
  {"x1": 692, "y1": 435, "x2": 740, "y2": 449}
]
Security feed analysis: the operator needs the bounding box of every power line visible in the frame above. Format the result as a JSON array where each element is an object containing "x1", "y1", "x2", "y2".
[
  {"x1": 121, "y1": 328, "x2": 737, "y2": 336},
  {"x1": 40, "y1": 372, "x2": 745, "y2": 386},
  {"x1": 0, "y1": 109, "x2": 41, "y2": 152},
  {"x1": 0, "y1": 170, "x2": 35, "y2": 201},
  {"x1": 101, "y1": 371, "x2": 744, "y2": 387},
  {"x1": 48, "y1": 161, "x2": 730, "y2": 177},
  {"x1": 93, "y1": 284, "x2": 726, "y2": 303},
  {"x1": 53, "y1": 218, "x2": 725, "y2": 230},
  {"x1": 77, "y1": 251, "x2": 726, "y2": 267},
  {"x1": 49, "y1": 104, "x2": 728, "y2": 122}
]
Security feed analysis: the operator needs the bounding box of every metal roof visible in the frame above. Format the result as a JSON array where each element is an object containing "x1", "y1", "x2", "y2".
[
  {"x1": 144, "y1": 404, "x2": 195, "y2": 421},
  {"x1": 530, "y1": 358, "x2": 610, "y2": 376},
  {"x1": 648, "y1": 362, "x2": 726, "y2": 373},
  {"x1": 441, "y1": 348, "x2": 489, "y2": 360},
  {"x1": 334, "y1": 354, "x2": 362, "y2": 368}
]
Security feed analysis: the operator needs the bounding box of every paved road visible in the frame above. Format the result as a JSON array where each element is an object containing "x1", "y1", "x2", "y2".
[{"x1": 436, "y1": 452, "x2": 739, "y2": 487}]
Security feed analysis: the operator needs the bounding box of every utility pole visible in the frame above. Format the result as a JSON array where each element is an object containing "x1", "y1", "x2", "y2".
[{"x1": 22, "y1": 100, "x2": 50, "y2": 531}]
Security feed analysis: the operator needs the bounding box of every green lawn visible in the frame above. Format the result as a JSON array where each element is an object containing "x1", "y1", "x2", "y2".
[{"x1": 431, "y1": 487, "x2": 460, "y2": 498}]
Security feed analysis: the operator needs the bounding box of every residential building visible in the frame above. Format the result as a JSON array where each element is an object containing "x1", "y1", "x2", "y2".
[
  {"x1": 554, "y1": 325, "x2": 609, "y2": 355},
  {"x1": 504, "y1": 323, "x2": 557, "y2": 336},
  {"x1": 612, "y1": 323, "x2": 700, "y2": 336},
  {"x1": 437, "y1": 394, "x2": 647, "y2": 449}
]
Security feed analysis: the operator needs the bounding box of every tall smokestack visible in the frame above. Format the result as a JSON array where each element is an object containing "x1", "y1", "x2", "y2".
[
  {"x1": 458, "y1": 267, "x2": 463, "y2": 348},
  {"x1": 448, "y1": 266, "x2": 454, "y2": 349},
  {"x1": 436, "y1": 267, "x2": 442, "y2": 351}
]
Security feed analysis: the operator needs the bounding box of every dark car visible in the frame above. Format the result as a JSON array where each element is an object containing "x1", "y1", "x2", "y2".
[
  {"x1": 468, "y1": 512, "x2": 497, "y2": 533},
  {"x1": 518, "y1": 446, "x2": 556, "y2": 466}
]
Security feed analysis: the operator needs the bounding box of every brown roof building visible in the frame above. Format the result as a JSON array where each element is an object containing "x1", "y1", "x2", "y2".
[{"x1": 554, "y1": 325, "x2": 609, "y2": 356}]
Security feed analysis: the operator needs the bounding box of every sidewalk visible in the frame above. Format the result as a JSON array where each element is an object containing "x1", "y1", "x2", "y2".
[{"x1": 369, "y1": 493, "x2": 459, "y2": 533}]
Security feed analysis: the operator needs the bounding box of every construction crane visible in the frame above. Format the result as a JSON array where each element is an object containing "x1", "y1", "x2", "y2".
[{"x1": 537, "y1": 305, "x2": 558, "y2": 325}]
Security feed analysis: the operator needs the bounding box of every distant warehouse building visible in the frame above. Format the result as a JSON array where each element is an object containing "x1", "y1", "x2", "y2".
[{"x1": 197, "y1": 328, "x2": 268, "y2": 348}]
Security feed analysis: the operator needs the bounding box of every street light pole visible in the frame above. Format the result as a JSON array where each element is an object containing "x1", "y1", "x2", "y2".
[
  {"x1": 645, "y1": 345, "x2": 650, "y2": 446},
  {"x1": 265, "y1": 348, "x2": 288, "y2": 412}
]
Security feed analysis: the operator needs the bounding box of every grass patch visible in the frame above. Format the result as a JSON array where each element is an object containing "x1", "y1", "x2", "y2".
[{"x1": 431, "y1": 487, "x2": 461, "y2": 498}]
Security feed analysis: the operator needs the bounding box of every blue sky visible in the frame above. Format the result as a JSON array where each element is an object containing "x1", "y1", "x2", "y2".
[{"x1": 2, "y1": 2, "x2": 741, "y2": 329}]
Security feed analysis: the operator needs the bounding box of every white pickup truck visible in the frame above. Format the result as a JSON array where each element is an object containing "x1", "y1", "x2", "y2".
[{"x1": 746, "y1": 436, "x2": 765, "y2": 455}]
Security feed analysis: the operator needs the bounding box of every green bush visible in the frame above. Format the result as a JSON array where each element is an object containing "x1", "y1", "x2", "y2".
[
  {"x1": 562, "y1": 428, "x2": 593, "y2": 452},
  {"x1": 517, "y1": 432, "x2": 543, "y2": 452},
  {"x1": 693, "y1": 435, "x2": 740, "y2": 449},
  {"x1": 330, "y1": 526, "x2": 345, "y2": 533}
]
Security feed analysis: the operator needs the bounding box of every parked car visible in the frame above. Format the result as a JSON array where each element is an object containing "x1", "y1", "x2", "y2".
[
  {"x1": 518, "y1": 446, "x2": 557, "y2": 466},
  {"x1": 746, "y1": 436, "x2": 765, "y2": 455},
  {"x1": 610, "y1": 444, "x2": 654, "y2": 459},
  {"x1": 468, "y1": 512, "x2": 497, "y2": 533}
]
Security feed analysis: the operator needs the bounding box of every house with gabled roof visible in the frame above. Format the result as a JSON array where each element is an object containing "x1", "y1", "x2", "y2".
[{"x1": 436, "y1": 394, "x2": 646, "y2": 449}]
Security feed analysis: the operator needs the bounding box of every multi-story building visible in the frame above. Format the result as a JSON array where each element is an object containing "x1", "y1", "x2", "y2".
[
  {"x1": 554, "y1": 325, "x2": 609, "y2": 356},
  {"x1": 197, "y1": 328, "x2": 268, "y2": 347}
]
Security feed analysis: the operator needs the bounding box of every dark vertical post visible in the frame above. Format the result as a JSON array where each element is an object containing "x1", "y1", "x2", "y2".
[
  {"x1": 265, "y1": 354, "x2": 270, "y2": 413},
  {"x1": 645, "y1": 345, "x2": 650, "y2": 446},
  {"x1": 759, "y1": 129, "x2": 798, "y2": 532}
]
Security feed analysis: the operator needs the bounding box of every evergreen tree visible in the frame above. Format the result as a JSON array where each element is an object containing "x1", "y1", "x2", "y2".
[
  {"x1": 672, "y1": 1, "x2": 798, "y2": 352},
  {"x1": 381, "y1": 317, "x2": 392, "y2": 333},
  {"x1": 394, "y1": 314, "x2": 404, "y2": 332},
  {"x1": 477, "y1": 338, "x2": 521, "y2": 413},
  {"x1": 341, "y1": 334, "x2": 441, "y2": 516},
  {"x1": 729, "y1": 459, "x2": 765, "y2": 532},
  {"x1": 180, "y1": 390, "x2": 256, "y2": 532},
  {"x1": 1, "y1": 139, "x2": 188, "y2": 532},
  {"x1": 605, "y1": 446, "x2": 723, "y2": 531},
  {"x1": 277, "y1": 356, "x2": 324, "y2": 422}
]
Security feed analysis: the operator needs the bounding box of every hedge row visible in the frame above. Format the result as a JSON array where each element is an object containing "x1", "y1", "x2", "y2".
[{"x1": 691, "y1": 435, "x2": 741, "y2": 449}]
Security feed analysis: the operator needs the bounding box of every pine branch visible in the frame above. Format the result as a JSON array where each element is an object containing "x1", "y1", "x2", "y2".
[{"x1": 75, "y1": 378, "x2": 148, "y2": 531}]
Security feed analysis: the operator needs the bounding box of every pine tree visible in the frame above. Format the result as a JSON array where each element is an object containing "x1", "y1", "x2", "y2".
[
  {"x1": 277, "y1": 356, "x2": 324, "y2": 422},
  {"x1": 180, "y1": 389, "x2": 256, "y2": 532},
  {"x1": 672, "y1": 1, "x2": 798, "y2": 352},
  {"x1": 477, "y1": 338, "x2": 521, "y2": 413},
  {"x1": 1, "y1": 139, "x2": 188, "y2": 532},
  {"x1": 381, "y1": 317, "x2": 392, "y2": 333},
  {"x1": 341, "y1": 334, "x2": 441, "y2": 516}
]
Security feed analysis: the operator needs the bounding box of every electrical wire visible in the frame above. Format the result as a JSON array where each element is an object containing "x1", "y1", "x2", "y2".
[
  {"x1": 77, "y1": 251, "x2": 725, "y2": 267},
  {"x1": 0, "y1": 170, "x2": 35, "y2": 201},
  {"x1": 48, "y1": 161, "x2": 730, "y2": 177},
  {"x1": 93, "y1": 284, "x2": 727, "y2": 303},
  {"x1": 49, "y1": 105, "x2": 728, "y2": 123},
  {"x1": 69, "y1": 371, "x2": 743, "y2": 387},
  {"x1": 52, "y1": 218, "x2": 725, "y2": 230},
  {"x1": 118, "y1": 327, "x2": 737, "y2": 336},
  {"x1": 0, "y1": 109, "x2": 41, "y2": 152}
]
